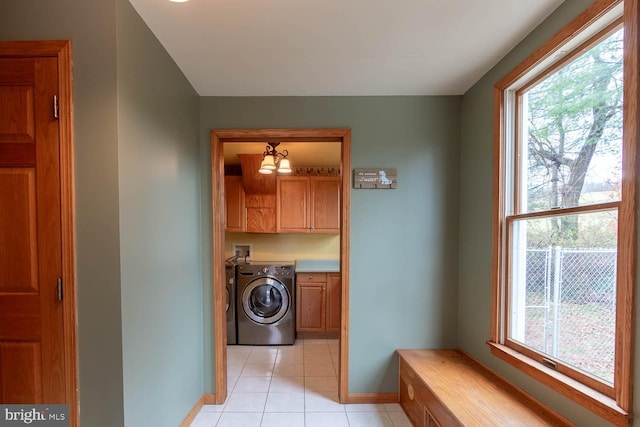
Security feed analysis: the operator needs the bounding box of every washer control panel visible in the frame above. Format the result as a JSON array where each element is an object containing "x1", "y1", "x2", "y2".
[
  {"x1": 262, "y1": 265, "x2": 294, "y2": 277},
  {"x1": 238, "y1": 264, "x2": 294, "y2": 278}
]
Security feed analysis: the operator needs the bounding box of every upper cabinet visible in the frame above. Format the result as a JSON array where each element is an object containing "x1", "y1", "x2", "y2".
[
  {"x1": 224, "y1": 179, "x2": 277, "y2": 233},
  {"x1": 277, "y1": 177, "x2": 309, "y2": 231},
  {"x1": 277, "y1": 176, "x2": 340, "y2": 233},
  {"x1": 311, "y1": 178, "x2": 341, "y2": 232},
  {"x1": 245, "y1": 194, "x2": 277, "y2": 233},
  {"x1": 224, "y1": 176, "x2": 245, "y2": 232}
]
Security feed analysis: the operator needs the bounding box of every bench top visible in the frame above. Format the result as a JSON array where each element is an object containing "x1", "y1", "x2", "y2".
[{"x1": 397, "y1": 349, "x2": 574, "y2": 427}]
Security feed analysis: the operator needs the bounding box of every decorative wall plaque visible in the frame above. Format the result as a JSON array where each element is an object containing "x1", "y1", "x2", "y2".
[{"x1": 353, "y1": 168, "x2": 397, "y2": 189}]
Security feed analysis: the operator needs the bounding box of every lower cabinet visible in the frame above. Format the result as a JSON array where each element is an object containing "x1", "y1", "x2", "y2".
[
  {"x1": 397, "y1": 350, "x2": 573, "y2": 427},
  {"x1": 296, "y1": 272, "x2": 341, "y2": 332},
  {"x1": 326, "y1": 273, "x2": 341, "y2": 333}
]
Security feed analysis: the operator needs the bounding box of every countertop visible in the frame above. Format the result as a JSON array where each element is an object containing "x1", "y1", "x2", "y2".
[{"x1": 294, "y1": 259, "x2": 340, "y2": 273}]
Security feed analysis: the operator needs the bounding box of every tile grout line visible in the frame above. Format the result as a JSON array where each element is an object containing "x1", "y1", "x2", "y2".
[{"x1": 195, "y1": 338, "x2": 410, "y2": 427}]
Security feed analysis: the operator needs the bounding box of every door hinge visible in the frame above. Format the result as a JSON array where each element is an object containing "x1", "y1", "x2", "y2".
[
  {"x1": 53, "y1": 95, "x2": 59, "y2": 119},
  {"x1": 57, "y1": 278, "x2": 63, "y2": 301}
]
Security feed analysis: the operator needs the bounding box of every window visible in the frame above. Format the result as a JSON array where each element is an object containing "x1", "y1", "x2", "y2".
[{"x1": 490, "y1": 0, "x2": 637, "y2": 425}]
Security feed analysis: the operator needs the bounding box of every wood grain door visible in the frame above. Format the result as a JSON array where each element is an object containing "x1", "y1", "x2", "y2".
[
  {"x1": 224, "y1": 176, "x2": 245, "y2": 232},
  {"x1": 311, "y1": 177, "x2": 340, "y2": 233},
  {"x1": 277, "y1": 177, "x2": 309, "y2": 232},
  {"x1": 0, "y1": 56, "x2": 66, "y2": 404},
  {"x1": 245, "y1": 194, "x2": 276, "y2": 233},
  {"x1": 296, "y1": 283, "x2": 325, "y2": 331},
  {"x1": 326, "y1": 273, "x2": 341, "y2": 333}
]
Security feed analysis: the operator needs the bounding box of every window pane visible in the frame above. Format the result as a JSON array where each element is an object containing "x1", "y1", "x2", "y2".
[
  {"x1": 509, "y1": 210, "x2": 617, "y2": 383},
  {"x1": 519, "y1": 29, "x2": 623, "y2": 213}
]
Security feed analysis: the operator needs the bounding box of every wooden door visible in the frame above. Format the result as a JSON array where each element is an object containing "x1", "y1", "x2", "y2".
[
  {"x1": 224, "y1": 176, "x2": 245, "y2": 231},
  {"x1": 326, "y1": 273, "x2": 341, "y2": 333},
  {"x1": 296, "y1": 283, "x2": 325, "y2": 331},
  {"x1": 245, "y1": 194, "x2": 276, "y2": 233},
  {"x1": 311, "y1": 177, "x2": 340, "y2": 233},
  {"x1": 0, "y1": 56, "x2": 66, "y2": 404},
  {"x1": 277, "y1": 177, "x2": 309, "y2": 232}
]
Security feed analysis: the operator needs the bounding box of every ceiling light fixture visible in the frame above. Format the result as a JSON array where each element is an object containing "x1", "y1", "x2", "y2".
[{"x1": 258, "y1": 142, "x2": 292, "y2": 174}]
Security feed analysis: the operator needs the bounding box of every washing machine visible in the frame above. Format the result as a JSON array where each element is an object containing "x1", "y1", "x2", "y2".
[
  {"x1": 225, "y1": 264, "x2": 237, "y2": 345},
  {"x1": 236, "y1": 263, "x2": 295, "y2": 345}
]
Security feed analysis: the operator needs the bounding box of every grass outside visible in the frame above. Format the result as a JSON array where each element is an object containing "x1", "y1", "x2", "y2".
[{"x1": 521, "y1": 292, "x2": 615, "y2": 383}]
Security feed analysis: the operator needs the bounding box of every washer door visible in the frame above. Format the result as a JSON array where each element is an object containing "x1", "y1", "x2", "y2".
[
  {"x1": 225, "y1": 287, "x2": 230, "y2": 312},
  {"x1": 242, "y1": 277, "x2": 290, "y2": 325}
]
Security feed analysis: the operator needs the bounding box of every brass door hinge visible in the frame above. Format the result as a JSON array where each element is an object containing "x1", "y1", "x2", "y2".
[
  {"x1": 57, "y1": 278, "x2": 63, "y2": 301},
  {"x1": 53, "y1": 95, "x2": 59, "y2": 119}
]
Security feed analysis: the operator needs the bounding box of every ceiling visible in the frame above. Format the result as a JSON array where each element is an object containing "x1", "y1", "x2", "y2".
[{"x1": 127, "y1": 0, "x2": 564, "y2": 96}]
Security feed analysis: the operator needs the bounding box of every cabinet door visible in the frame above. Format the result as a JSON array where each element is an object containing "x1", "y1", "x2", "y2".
[
  {"x1": 245, "y1": 194, "x2": 276, "y2": 233},
  {"x1": 277, "y1": 177, "x2": 310, "y2": 232},
  {"x1": 246, "y1": 207, "x2": 276, "y2": 233},
  {"x1": 224, "y1": 176, "x2": 245, "y2": 231},
  {"x1": 326, "y1": 273, "x2": 341, "y2": 333},
  {"x1": 296, "y1": 283, "x2": 325, "y2": 331},
  {"x1": 311, "y1": 177, "x2": 340, "y2": 233}
]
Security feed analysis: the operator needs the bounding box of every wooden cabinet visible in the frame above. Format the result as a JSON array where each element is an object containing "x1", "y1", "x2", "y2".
[
  {"x1": 311, "y1": 178, "x2": 341, "y2": 232},
  {"x1": 223, "y1": 177, "x2": 276, "y2": 233},
  {"x1": 224, "y1": 176, "x2": 245, "y2": 232},
  {"x1": 326, "y1": 273, "x2": 341, "y2": 333},
  {"x1": 245, "y1": 194, "x2": 276, "y2": 233},
  {"x1": 397, "y1": 350, "x2": 573, "y2": 427},
  {"x1": 296, "y1": 273, "x2": 326, "y2": 332},
  {"x1": 277, "y1": 177, "x2": 340, "y2": 233},
  {"x1": 224, "y1": 174, "x2": 339, "y2": 234},
  {"x1": 278, "y1": 177, "x2": 309, "y2": 231},
  {"x1": 296, "y1": 272, "x2": 341, "y2": 333}
]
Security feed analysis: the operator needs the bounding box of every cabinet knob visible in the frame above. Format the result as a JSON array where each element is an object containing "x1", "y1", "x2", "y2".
[{"x1": 407, "y1": 384, "x2": 415, "y2": 400}]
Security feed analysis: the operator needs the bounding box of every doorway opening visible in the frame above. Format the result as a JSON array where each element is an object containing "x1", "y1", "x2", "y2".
[{"x1": 210, "y1": 128, "x2": 351, "y2": 404}]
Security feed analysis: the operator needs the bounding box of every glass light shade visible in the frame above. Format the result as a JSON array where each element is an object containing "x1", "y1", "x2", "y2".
[
  {"x1": 278, "y1": 158, "x2": 292, "y2": 173},
  {"x1": 258, "y1": 156, "x2": 275, "y2": 174},
  {"x1": 261, "y1": 155, "x2": 276, "y2": 170}
]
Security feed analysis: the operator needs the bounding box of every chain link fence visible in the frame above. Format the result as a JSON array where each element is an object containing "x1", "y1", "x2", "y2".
[{"x1": 522, "y1": 247, "x2": 616, "y2": 382}]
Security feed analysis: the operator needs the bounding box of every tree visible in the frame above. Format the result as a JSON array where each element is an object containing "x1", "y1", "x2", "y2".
[{"x1": 524, "y1": 28, "x2": 623, "y2": 245}]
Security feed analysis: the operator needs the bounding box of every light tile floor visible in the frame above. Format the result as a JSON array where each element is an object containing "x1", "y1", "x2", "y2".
[{"x1": 190, "y1": 337, "x2": 412, "y2": 427}]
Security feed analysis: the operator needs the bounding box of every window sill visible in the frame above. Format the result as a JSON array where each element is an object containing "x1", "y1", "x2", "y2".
[{"x1": 487, "y1": 342, "x2": 631, "y2": 427}]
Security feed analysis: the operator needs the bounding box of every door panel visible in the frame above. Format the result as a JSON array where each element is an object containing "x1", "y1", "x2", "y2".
[
  {"x1": 277, "y1": 177, "x2": 309, "y2": 232},
  {"x1": 311, "y1": 178, "x2": 340, "y2": 232},
  {"x1": 0, "y1": 169, "x2": 37, "y2": 291},
  {"x1": 224, "y1": 176, "x2": 245, "y2": 231},
  {"x1": 0, "y1": 56, "x2": 65, "y2": 404},
  {"x1": 0, "y1": 342, "x2": 42, "y2": 403},
  {"x1": 296, "y1": 283, "x2": 325, "y2": 331},
  {"x1": 326, "y1": 273, "x2": 341, "y2": 333},
  {"x1": 0, "y1": 86, "x2": 35, "y2": 143}
]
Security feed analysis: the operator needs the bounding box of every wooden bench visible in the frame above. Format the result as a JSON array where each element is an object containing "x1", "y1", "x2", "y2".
[{"x1": 397, "y1": 349, "x2": 574, "y2": 426}]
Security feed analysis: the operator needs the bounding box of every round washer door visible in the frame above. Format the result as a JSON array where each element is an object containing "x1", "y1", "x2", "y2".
[
  {"x1": 241, "y1": 277, "x2": 290, "y2": 325},
  {"x1": 225, "y1": 287, "x2": 230, "y2": 312}
]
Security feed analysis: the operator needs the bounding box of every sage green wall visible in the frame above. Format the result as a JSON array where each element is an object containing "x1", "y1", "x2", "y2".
[
  {"x1": 0, "y1": 1, "x2": 125, "y2": 425},
  {"x1": 1, "y1": 1, "x2": 204, "y2": 426},
  {"x1": 116, "y1": 1, "x2": 202, "y2": 426},
  {"x1": 459, "y1": 1, "x2": 640, "y2": 425},
  {"x1": 200, "y1": 96, "x2": 461, "y2": 393}
]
